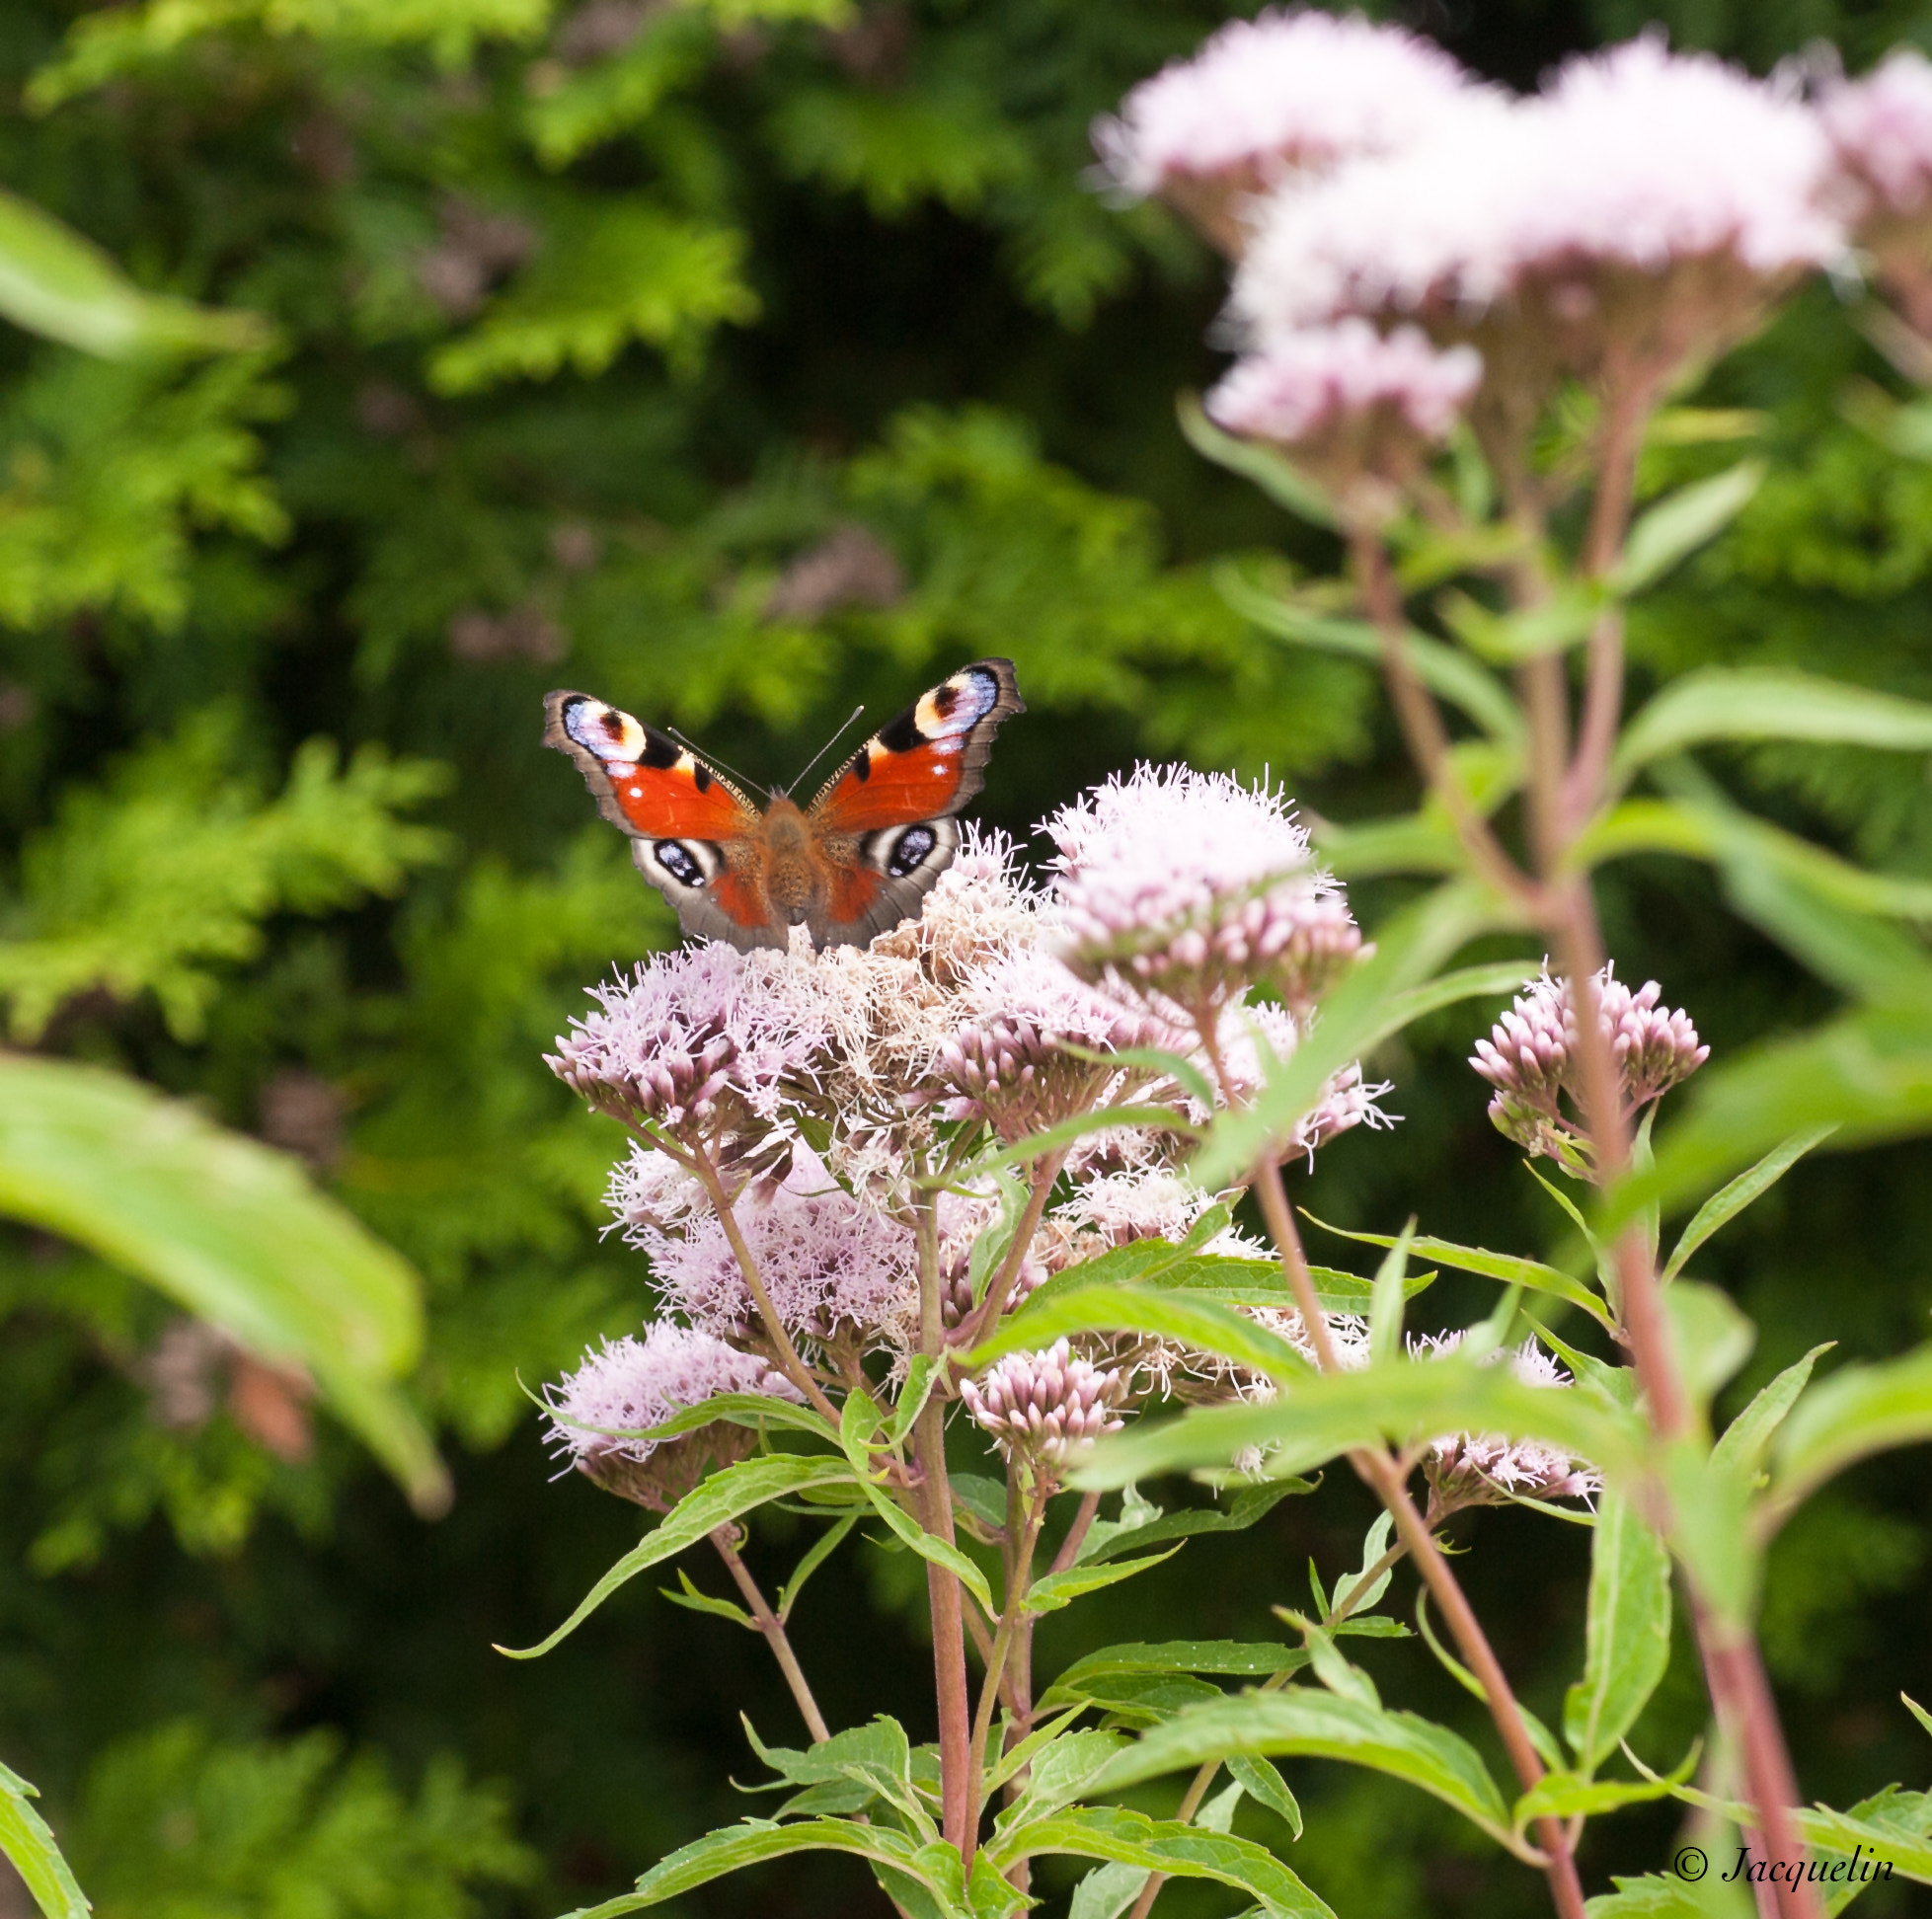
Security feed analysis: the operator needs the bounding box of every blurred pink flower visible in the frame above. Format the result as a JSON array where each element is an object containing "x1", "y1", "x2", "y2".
[
  {"x1": 1208, "y1": 323, "x2": 1482, "y2": 443},
  {"x1": 1095, "y1": 9, "x2": 1481, "y2": 254},
  {"x1": 1824, "y1": 49, "x2": 1932, "y2": 215},
  {"x1": 1235, "y1": 37, "x2": 1845, "y2": 402}
]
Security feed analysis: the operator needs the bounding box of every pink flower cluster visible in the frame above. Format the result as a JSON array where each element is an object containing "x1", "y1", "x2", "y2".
[
  {"x1": 1824, "y1": 48, "x2": 1932, "y2": 217},
  {"x1": 1207, "y1": 322, "x2": 1481, "y2": 445},
  {"x1": 1410, "y1": 1333, "x2": 1600, "y2": 1510},
  {"x1": 1096, "y1": 10, "x2": 1482, "y2": 254},
  {"x1": 1471, "y1": 964, "x2": 1707, "y2": 1169},
  {"x1": 545, "y1": 1321, "x2": 801, "y2": 1509},
  {"x1": 1046, "y1": 763, "x2": 1361, "y2": 1012},
  {"x1": 636, "y1": 1144, "x2": 918, "y2": 1349},
  {"x1": 961, "y1": 1338, "x2": 1128, "y2": 1467},
  {"x1": 547, "y1": 943, "x2": 839, "y2": 1137}
]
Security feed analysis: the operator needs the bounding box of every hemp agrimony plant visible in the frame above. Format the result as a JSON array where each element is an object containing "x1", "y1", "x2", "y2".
[{"x1": 517, "y1": 20, "x2": 1932, "y2": 1919}]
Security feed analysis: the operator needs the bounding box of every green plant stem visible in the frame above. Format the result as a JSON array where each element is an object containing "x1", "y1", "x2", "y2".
[
  {"x1": 710, "y1": 1528, "x2": 831, "y2": 1744},
  {"x1": 967, "y1": 1480, "x2": 1043, "y2": 1856},
  {"x1": 1326, "y1": 1538, "x2": 1410, "y2": 1629}
]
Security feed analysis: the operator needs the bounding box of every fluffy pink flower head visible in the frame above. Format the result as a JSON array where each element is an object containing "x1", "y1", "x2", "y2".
[
  {"x1": 1096, "y1": 10, "x2": 1482, "y2": 255},
  {"x1": 1822, "y1": 50, "x2": 1932, "y2": 331},
  {"x1": 1235, "y1": 37, "x2": 1845, "y2": 413},
  {"x1": 548, "y1": 943, "x2": 836, "y2": 1139},
  {"x1": 961, "y1": 1338, "x2": 1128, "y2": 1468},
  {"x1": 638, "y1": 1143, "x2": 916, "y2": 1349},
  {"x1": 1410, "y1": 1333, "x2": 1600, "y2": 1510},
  {"x1": 1471, "y1": 963, "x2": 1706, "y2": 1175},
  {"x1": 1206, "y1": 323, "x2": 1482, "y2": 518},
  {"x1": 1045, "y1": 764, "x2": 1362, "y2": 1012},
  {"x1": 1825, "y1": 49, "x2": 1932, "y2": 216},
  {"x1": 1212, "y1": 1002, "x2": 1398, "y2": 1166},
  {"x1": 933, "y1": 1186, "x2": 1046, "y2": 1334},
  {"x1": 545, "y1": 1320, "x2": 801, "y2": 1509},
  {"x1": 932, "y1": 943, "x2": 1171, "y2": 1139}
]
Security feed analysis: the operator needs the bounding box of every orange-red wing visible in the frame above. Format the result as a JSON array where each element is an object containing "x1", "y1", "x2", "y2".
[
  {"x1": 709, "y1": 869, "x2": 772, "y2": 930},
  {"x1": 808, "y1": 658, "x2": 1024, "y2": 836},
  {"x1": 543, "y1": 690, "x2": 758, "y2": 841}
]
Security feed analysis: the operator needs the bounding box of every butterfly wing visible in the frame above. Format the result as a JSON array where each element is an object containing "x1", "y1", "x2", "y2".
[
  {"x1": 542, "y1": 691, "x2": 781, "y2": 948},
  {"x1": 803, "y1": 657, "x2": 1024, "y2": 947}
]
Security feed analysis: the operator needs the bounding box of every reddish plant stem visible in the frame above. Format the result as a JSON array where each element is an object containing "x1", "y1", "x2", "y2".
[
  {"x1": 1250, "y1": 1165, "x2": 1588, "y2": 1919},
  {"x1": 1047, "y1": 1491, "x2": 1102, "y2": 1576},
  {"x1": 710, "y1": 1529, "x2": 832, "y2": 1744},
  {"x1": 961, "y1": 1148, "x2": 1068, "y2": 1348},
  {"x1": 911, "y1": 1188, "x2": 975, "y2": 1858}
]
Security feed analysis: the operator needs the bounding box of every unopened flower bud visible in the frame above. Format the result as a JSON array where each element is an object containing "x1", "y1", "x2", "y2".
[{"x1": 961, "y1": 1339, "x2": 1127, "y2": 1467}]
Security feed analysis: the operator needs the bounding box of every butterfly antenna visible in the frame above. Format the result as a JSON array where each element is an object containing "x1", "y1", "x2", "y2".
[
  {"x1": 665, "y1": 728, "x2": 771, "y2": 800},
  {"x1": 789, "y1": 705, "x2": 867, "y2": 793}
]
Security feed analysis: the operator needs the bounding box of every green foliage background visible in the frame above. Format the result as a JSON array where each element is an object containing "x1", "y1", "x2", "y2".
[{"x1": 2, "y1": 0, "x2": 1931, "y2": 1912}]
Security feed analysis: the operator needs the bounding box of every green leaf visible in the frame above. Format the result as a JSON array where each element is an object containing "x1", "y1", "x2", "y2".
[
  {"x1": 1216, "y1": 560, "x2": 1522, "y2": 742},
  {"x1": 1044, "y1": 1643, "x2": 1309, "y2": 1701},
  {"x1": 563, "y1": 1816, "x2": 955, "y2": 1917},
  {"x1": 839, "y1": 1392, "x2": 996, "y2": 1615},
  {"x1": 1304, "y1": 1214, "x2": 1613, "y2": 1330},
  {"x1": 1662, "y1": 1127, "x2": 1837, "y2": 1282},
  {"x1": 1080, "y1": 1483, "x2": 1311, "y2": 1566},
  {"x1": 1613, "y1": 667, "x2": 1932, "y2": 783},
  {"x1": 1227, "y1": 1754, "x2": 1302, "y2": 1839},
  {"x1": 777, "y1": 1514, "x2": 859, "y2": 1623},
  {"x1": 1562, "y1": 1494, "x2": 1672, "y2": 1776},
  {"x1": 1194, "y1": 894, "x2": 1529, "y2": 1189},
  {"x1": 659, "y1": 1568, "x2": 753, "y2": 1628},
  {"x1": 0, "y1": 185, "x2": 263, "y2": 359},
  {"x1": 890, "y1": 1356, "x2": 941, "y2": 1447},
  {"x1": 743, "y1": 1716, "x2": 929, "y2": 1832},
  {"x1": 1067, "y1": 1861, "x2": 1146, "y2": 1919},
  {"x1": 1514, "y1": 1754, "x2": 1694, "y2": 1828},
  {"x1": 1663, "y1": 1282, "x2": 1756, "y2": 1409},
  {"x1": 1612, "y1": 460, "x2": 1765, "y2": 596},
  {"x1": 1437, "y1": 580, "x2": 1605, "y2": 664},
  {"x1": 1904, "y1": 1694, "x2": 1932, "y2": 1742},
  {"x1": 500, "y1": 1453, "x2": 854, "y2": 1658},
  {"x1": 1332, "y1": 1511, "x2": 1396, "y2": 1621},
  {"x1": 1074, "y1": 1353, "x2": 1640, "y2": 1495},
  {"x1": 0, "y1": 1759, "x2": 91, "y2": 1919},
  {"x1": 1709, "y1": 1346, "x2": 1834, "y2": 1486},
  {"x1": 1180, "y1": 396, "x2": 1338, "y2": 530},
  {"x1": 1768, "y1": 1341, "x2": 1932, "y2": 1522},
  {"x1": 0, "y1": 1052, "x2": 446, "y2": 1514},
  {"x1": 1659, "y1": 1441, "x2": 1757, "y2": 1629},
  {"x1": 1091, "y1": 1689, "x2": 1518, "y2": 1853},
  {"x1": 969, "y1": 1285, "x2": 1311, "y2": 1382},
  {"x1": 1023, "y1": 1549, "x2": 1182, "y2": 1617},
  {"x1": 938, "y1": 1105, "x2": 1200, "y2": 1187},
  {"x1": 1584, "y1": 1871, "x2": 1754, "y2": 1917},
  {"x1": 987, "y1": 1802, "x2": 1333, "y2": 1914},
  {"x1": 991, "y1": 1730, "x2": 1128, "y2": 1829},
  {"x1": 1368, "y1": 1226, "x2": 1414, "y2": 1366}
]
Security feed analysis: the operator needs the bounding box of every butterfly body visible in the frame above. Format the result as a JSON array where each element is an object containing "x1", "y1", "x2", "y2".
[{"x1": 543, "y1": 658, "x2": 1023, "y2": 951}]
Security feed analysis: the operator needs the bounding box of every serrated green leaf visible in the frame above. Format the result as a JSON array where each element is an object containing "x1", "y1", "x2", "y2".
[
  {"x1": 1090, "y1": 1689, "x2": 1516, "y2": 1852},
  {"x1": 0, "y1": 1760, "x2": 90, "y2": 1919},
  {"x1": 1662, "y1": 1127, "x2": 1837, "y2": 1282},
  {"x1": 987, "y1": 1802, "x2": 1333, "y2": 1914},
  {"x1": 1023, "y1": 1548, "x2": 1181, "y2": 1616},
  {"x1": 1563, "y1": 1494, "x2": 1672, "y2": 1776},
  {"x1": 500, "y1": 1453, "x2": 854, "y2": 1658}
]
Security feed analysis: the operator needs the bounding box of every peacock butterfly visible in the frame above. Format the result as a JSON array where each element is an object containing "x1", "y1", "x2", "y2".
[{"x1": 542, "y1": 658, "x2": 1024, "y2": 951}]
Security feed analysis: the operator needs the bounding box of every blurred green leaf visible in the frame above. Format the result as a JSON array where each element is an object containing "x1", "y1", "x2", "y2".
[
  {"x1": 0, "y1": 1758, "x2": 90, "y2": 1919},
  {"x1": 1563, "y1": 1493, "x2": 1672, "y2": 1776},
  {"x1": 1613, "y1": 668, "x2": 1932, "y2": 784},
  {"x1": 1711, "y1": 1345, "x2": 1834, "y2": 1486},
  {"x1": 0, "y1": 187, "x2": 263, "y2": 359},
  {"x1": 1768, "y1": 1342, "x2": 1932, "y2": 1524},
  {"x1": 1612, "y1": 461, "x2": 1765, "y2": 596},
  {"x1": 0, "y1": 1053, "x2": 445, "y2": 1513}
]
